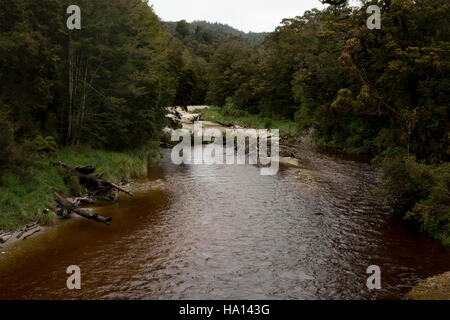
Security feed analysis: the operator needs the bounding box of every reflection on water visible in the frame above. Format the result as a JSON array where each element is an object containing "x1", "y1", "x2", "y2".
[{"x1": 0, "y1": 147, "x2": 449, "y2": 300}]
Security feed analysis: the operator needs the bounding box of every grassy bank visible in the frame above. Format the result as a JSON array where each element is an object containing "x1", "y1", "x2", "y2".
[
  {"x1": 0, "y1": 144, "x2": 160, "y2": 231},
  {"x1": 197, "y1": 107, "x2": 299, "y2": 137}
]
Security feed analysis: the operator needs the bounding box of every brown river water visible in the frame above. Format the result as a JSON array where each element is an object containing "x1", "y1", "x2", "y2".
[{"x1": 0, "y1": 146, "x2": 449, "y2": 300}]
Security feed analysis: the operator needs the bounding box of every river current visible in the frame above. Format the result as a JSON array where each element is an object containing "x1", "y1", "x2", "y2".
[{"x1": 0, "y1": 145, "x2": 449, "y2": 299}]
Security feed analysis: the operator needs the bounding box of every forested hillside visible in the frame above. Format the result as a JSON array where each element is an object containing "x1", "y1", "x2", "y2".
[
  {"x1": 159, "y1": 20, "x2": 267, "y2": 107},
  {"x1": 164, "y1": 20, "x2": 267, "y2": 48}
]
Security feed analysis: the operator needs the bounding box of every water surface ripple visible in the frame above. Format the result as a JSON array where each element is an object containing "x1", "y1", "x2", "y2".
[{"x1": 0, "y1": 148, "x2": 449, "y2": 299}]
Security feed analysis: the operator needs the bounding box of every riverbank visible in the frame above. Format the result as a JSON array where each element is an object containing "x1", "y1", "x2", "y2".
[
  {"x1": 408, "y1": 272, "x2": 450, "y2": 300},
  {"x1": 0, "y1": 143, "x2": 160, "y2": 237},
  {"x1": 172, "y1": 106, "x2": 307, "y2": 169},
  {"x1": 194, "y1": 107, "x2": 300, "y2": 137}
]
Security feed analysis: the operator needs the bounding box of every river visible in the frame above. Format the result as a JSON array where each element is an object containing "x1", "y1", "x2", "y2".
[{"x1": 0, "y1": 122, "x2": 449, "y2": 299}]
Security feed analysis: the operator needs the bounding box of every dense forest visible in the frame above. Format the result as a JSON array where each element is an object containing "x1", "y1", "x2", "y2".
[
  {"x1": 1, "y1": 0, "x2": 174, "y2": 161},
  {"x1": 0, "y1": 0, "x2": 448, "y2": 245},
  {"x1": 164, "y1": 20, "x2": 267, "y2": 47}
]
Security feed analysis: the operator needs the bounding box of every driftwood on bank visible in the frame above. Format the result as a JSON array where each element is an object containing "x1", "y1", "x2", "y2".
[
  {"x1": 22, "y1": 229, "x2": 41, "y2": 240},
  {"x1": 0, "y1": 232, "x2": 13, "y2": 244},
  {"x1": 215, "y1": 120, "x2": 234, "y2": 128},
  {"x1": 73, "y1": 197, "x2": 96, "y2": 206},
  {"x1": 51, "y1": 161, "x2": 134, "y2": 197},
  {"x1": 54, "y1": 192, "x2": 112, "y2": 226},
  {"x1": 17, "y1": 222, "x2": 39, "y2": 239},
  {"x1": 49, "y1": 161, "x2": 134, "y2": 226}
]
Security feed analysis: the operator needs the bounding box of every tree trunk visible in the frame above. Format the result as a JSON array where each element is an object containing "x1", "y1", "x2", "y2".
[
  {"x1": 67, "y1": 36, "x2": 74, "y2": 145},
  {"x1": 54, "y1": 192, "x2": 112, "y2": 226}
]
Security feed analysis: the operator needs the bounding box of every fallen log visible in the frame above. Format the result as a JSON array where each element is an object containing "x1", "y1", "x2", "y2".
[
  {"x1": 73, "y1": 197, "x2": 96, "y2": 207},
  {"x1": 54, "y1": 192, "x2": 112, "y2": 226},
  {"x1": 23, "y1": 229, "x2": 41, "y2": 241},
  {"x1": 78, "y1": 173, "x2": 133, "y2": 197},
  {"x1": 51, "y1": 162, "x2": 133, "y2": 197},
  {"x1": 215, "y1": 121, "x2": 234, "y2": 127},
  {"x1": 17, "y1": 223, "x2": 39, "y2": 239},
  {"x1": 0, "y1": 234, "x2": 12, "y2": 244}
]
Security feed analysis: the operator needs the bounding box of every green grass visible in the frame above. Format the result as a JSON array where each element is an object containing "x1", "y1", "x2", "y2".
[
  {"x1": 0, "y1": 144, "x2": 159, "y2": 231},
  {"x1": 197, "y1": 108, "x2": 300, "y2": 137}
]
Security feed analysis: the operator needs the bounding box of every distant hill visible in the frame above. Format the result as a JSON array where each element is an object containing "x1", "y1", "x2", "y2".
[{"x1": 163, "y1": 20, "x2": 268, "y2": 47}]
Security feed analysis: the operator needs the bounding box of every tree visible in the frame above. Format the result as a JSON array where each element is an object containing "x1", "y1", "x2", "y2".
[
  {"x1": 206, "y1": 37, "x2": 254, "y2": 107},
  {"x1": 60, "y1": 0, "x2": 176, "y2": 149},
  {"x1": 175, "y1": 20, "x2": 191, "y2": 39}
]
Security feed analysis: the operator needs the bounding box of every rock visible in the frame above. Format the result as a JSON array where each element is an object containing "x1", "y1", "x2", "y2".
[{"x1": 279, "y1": 157, "x2": 303, "y2": 168}]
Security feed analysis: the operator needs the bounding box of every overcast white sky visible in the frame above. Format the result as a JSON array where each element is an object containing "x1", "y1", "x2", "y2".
[{"x1": 148, "y1": 0, "x2": 328, "y2": 33}]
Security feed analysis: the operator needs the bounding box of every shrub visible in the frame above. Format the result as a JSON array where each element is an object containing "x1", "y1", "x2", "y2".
[
  {"x1": 0, "y1": 111, "x2": 16, "y2": 174},
  {"x1": 221, "y1": 97, "x2": 248, "y2": 118},
  {"x1": 380, "y1": 156, "x2": 450, "y2": 246}
]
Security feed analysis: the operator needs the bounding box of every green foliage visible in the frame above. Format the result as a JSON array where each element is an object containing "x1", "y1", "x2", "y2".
[
  {"x1": 206, "y1": 37, "x2": 257, "y2": 108},
  {"x1": 197, "y1": 1, "x2": 449, "y2": 163},
  {"x1": 0, "y1": 111, "x2": 16, "y2": 174},
  {"x1": 60, "y1": 0, "x2": 174, "y2": 149},
  {"x1": 33, "y1": 136, "x2": 58, "y2": 154},
  {"x1": 0, "y1": 0, "x2": 64, "y2": 174},
  {"x1": 198, "y1": 107, "x2": 299, "y2": 136},
  {"x1": 163, "y1": 20, "x2": 267, "y2": 108},
  {"x1": 0, "y1": 145, "x2": 154, "y2": 230},
  {"x1": 380, "y1": 157, "x2": 450, "y2": 246},
  {"x1": 1, "y1": 0, "x2": 176, "y2": 159},
  {"x1": 0, "y1": 0, "x2": 64, "y2": 138},
  {"x1": 175, "y1": 20, "x2": 191, "y2": 39},
  {"x1": 38, "y1": 210, "x2": 57, "y2": 226},
  {"x1": 221, "y1": 97, "x2": 249, "y2": 118},
  {"x1": 164, "y1": 20, "x2": 267, "y2": 55},
  {"x1": 0, "y1": 165, "x2": 69, "y2": 230}
]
